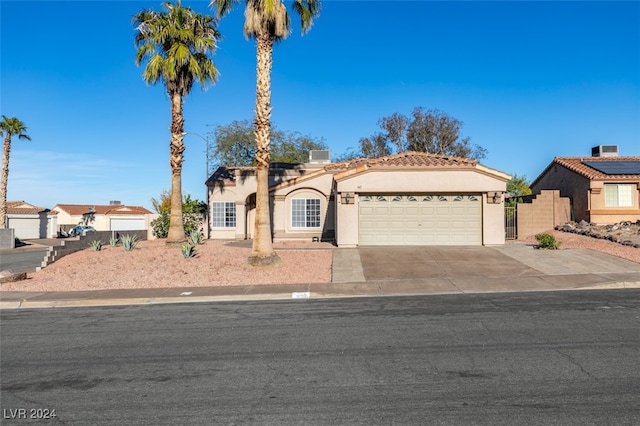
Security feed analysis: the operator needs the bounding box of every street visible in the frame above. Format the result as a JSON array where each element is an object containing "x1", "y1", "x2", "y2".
[{"x1": 1, "y1": 290, "x2": 639, "y2": 425}]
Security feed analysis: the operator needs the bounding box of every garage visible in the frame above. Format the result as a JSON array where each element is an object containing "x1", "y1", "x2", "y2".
[
  {"x1": 7, "y1": 217, "x2": 42, "y2": 240},
  {"x1": 358, "y1": 194, "x2": 482, "y2": 246},
  {"x1": 110, "y1": 218, "x2": 146, "y2": 231}
]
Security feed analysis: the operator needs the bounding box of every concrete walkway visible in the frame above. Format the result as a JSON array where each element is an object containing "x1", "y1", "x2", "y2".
[{"x1": 1, "y1": 244, "x2": 639, "y2": 309}]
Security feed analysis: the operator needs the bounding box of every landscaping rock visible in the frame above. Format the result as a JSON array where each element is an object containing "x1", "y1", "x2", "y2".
[
  {"x1": 0, "y1": 270, "x2": 28, "y2": 283},
  {"x1": 556, "y1": 220, "x2": 640, "y2": 249}
]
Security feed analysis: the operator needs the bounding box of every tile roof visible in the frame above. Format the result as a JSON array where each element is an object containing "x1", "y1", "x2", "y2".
[
  {"x1": 551, "y1": 156, "x2": 640, "y2": 180},
  {"x1": 207, "y1": 152, "x2": 510, "y2": 187},
  {"x1": 6, "y1": 201, "x2": 50, "y2": 214},
  {"x1": 326, "y1": 151, "x2": 478, "y2": 171},
  {"x1": 53, "y1": 204, "x2": 153, "y2": 215}
]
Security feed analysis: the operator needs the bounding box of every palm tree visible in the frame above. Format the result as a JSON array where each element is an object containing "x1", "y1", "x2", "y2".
[
  {"x1": 210, "y1": 0, "x2": 320, "y2": 266},
  {"x1": 0, "y1": 116, "x2": 31, "y2": 229},
  {"x1": 134, "y1": 0, "x2": 220, "y2": 244}
]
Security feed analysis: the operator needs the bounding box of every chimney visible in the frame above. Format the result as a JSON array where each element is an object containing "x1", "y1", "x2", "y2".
[{"x1": 591, "y1": 145, "x2": 619, "y2": 157}]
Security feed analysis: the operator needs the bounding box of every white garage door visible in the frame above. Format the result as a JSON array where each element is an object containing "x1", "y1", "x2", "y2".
[
  {"x1": 110, "y1": 219, "x2": 146, "y2": 231},
  {"x1": 8, "y1": 217, "x2": 41, "y2": 239},
  {"x1": 359, "y1": 194, "x2": 482, "y2": 246}
]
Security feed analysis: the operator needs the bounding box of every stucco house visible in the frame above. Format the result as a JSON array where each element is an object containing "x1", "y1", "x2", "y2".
[
  {"x1": 6, "y1": 201, "x2": 57, "y2": 239},
  {"x1": 531, "y1": 146, "x2": 640, "y2": 224},
  {"x1": 206, "y1": 152, "x2": 511, "y2": 247},
  {"x1": 52, "y1": 202, "x2": 154, "y2": 234}
]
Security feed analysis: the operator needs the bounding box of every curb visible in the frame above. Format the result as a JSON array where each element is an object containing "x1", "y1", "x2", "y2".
[{"x1": 2, "y1": 281, "x2": 639, "y2": 310}]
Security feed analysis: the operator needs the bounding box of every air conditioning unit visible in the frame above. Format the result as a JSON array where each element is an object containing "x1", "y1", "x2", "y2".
[
  {"x1": 309, "y1": 150, "x2": 331, "y2": 163},
  {"x1": 591, "y1": 145, "x2": 619, "y2": 157}
]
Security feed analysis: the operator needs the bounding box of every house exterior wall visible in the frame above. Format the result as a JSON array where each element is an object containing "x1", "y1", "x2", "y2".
[
  {"x1": 482, "y1": 194, "x2": 507, "y2": 245},
  {"x1": 335, "y1": 169, "x2": 505, "y2": 193},
  {"x1": 587, "y1": 180, "x2": 640, "y2": 224},
  {"x1": 531, "y1": 163, "x2": 640, "y2": 224},
  {"x1": 208, "y1": 165, "x2": 509, "y2": 246}
]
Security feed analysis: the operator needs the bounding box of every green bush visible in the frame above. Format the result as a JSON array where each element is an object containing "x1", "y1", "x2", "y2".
[
  {"x1": 109, "y1": 236, "x2": 119, "y2": 247},
  {"x1": 181, "y1": 243, "x2": 197, "y2": 259},
  {"x1": 121, "y1": 234, "x2": 139, "y2": 251},
  {"x1": 188, "y1": 230, "x2": 204, "y2": 246},
  {"x1": 150, "y1": 194, "x2": 206, "y2": 239},
  {"x1": 535, "y1": 233, "x2": 561, "y2": 250},
  {"x1": 89, "y1": 240, "x2": 103, "y2": 251}
]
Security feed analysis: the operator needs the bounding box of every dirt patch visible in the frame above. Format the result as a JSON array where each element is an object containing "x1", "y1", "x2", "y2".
[{"x1": 0, "y1": 239, "x2": 334, "y2": 292}]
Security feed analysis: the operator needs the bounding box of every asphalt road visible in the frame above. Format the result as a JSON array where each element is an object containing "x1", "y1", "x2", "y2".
[
  {"x1": 0, "y1": 249, "x2": 48, "y2": 274},
  {"x1": 1, "y1": 290, "x2": 639, "y2": 425}
]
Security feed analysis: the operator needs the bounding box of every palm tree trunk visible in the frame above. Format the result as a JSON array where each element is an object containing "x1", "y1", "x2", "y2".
[
  {"x1": 166, "y1": 92, "x2": 186, "y2": 244},
  {"x1": 249, "y1": 34, "x2": 280, "y2": 267},
  {"x1": 0, "y1": 134, "x2": 11, "y2": 228}
]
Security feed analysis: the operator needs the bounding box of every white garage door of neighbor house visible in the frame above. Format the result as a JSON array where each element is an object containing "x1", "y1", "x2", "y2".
[
  {"x1": 359, "y1": 194, "x2": 482, "y2": 246},
  {"x1": 8, "y1": 218, "x2": 41, "y2": 240},
  {"x1": 110, "y1": 219, "x2": 146, "y2": 231}
]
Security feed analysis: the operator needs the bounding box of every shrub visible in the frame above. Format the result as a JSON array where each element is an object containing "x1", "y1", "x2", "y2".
[
  {"x1": 181, "y1": 243, "x2": 197, "y2": 259},
  {"x1": 121, "y1": 234, "x2": 139, "y2": 251},
  {"x1": 89, "y1": 240, "x2": 103, "y2": 251},
  {"x1": 188, "y1": 229, "x2": 204, "y2": 246},
  {"x1": 109, "y1": 236, "x2": 119, "y2": 247},
  {"x1": 535, "y1": 233, "x2": 561, "y2": 250}
]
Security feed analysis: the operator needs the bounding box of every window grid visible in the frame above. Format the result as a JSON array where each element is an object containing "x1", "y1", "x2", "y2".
[
  {"x1": 604, "y1": 184, "x2": 633, "y2": 207},
  {"x1": 212, "y1": 202, "x2": 236, "y2": 228},
  {"x1": 292, "y1": 199, "x2": 321, "y2": 228}
]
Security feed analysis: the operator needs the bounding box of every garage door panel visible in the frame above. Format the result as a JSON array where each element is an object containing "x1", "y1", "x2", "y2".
[{"x1": 359, "y1": 194, "x2": 482, "y2": 246}]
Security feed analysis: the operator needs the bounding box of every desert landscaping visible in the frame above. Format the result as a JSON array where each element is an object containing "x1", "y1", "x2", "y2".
[{"x1": 1, "y1": 225, "x2": 639, "y2": 293}]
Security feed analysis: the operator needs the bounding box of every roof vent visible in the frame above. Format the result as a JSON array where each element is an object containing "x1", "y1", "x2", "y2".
[
  {"x1": 309, "y1": 150, "x2": 331, "y2": 163},
  {"x1": 591, "y1": 145, "x2": 619, "y2": 157},
  {"x1": 109, "y1": 200, "x2": 122, "y2": 206}
]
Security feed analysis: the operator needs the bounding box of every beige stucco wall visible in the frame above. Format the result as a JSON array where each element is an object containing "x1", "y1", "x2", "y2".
[
  {"x1": 336, "y1": 169, "x2": 506, "y2": 193},
  {"x1": 209, "y1": 167, "x2": 510, "y2": 246},
  {"x1": 587, "y1": 181, "x2": 640, "y2": 224}
]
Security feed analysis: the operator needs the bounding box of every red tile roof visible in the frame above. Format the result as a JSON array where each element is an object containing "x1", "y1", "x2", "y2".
[
  {"x1": 551, "y1": 156, "x2": 640, "y2": 180},
  {"x1": 53, "y1": 204, "x2": 152, "y2": 215},
  {"x1": 208, "y1": 152, "x2": 508, "y2": 189},
  {"x1": 6, "y1": 201, "x2": 50, "y2": 214}
]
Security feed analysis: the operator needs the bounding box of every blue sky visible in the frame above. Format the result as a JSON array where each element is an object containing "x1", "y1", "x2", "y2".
[{"x1": 2, "y1": 0, "x2": 639, "y2": 211}]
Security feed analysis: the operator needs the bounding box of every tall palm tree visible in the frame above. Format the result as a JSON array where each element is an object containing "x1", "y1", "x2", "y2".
[
  {"x1": 0, "y1": 116, "x2": 31, "y2": 229},
  {"x1": 134, "y1": 0, "x2": 220, "y2": 244},
  {"x1": 210, "y1": 0, "x2": 320, "y2": 266}
]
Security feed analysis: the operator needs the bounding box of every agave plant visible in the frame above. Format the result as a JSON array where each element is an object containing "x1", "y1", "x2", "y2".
[
  {"x1": 181, "y1": 243, "x2": 197, "y2": 259},
  {"x1": 89, "y1": 240, "x2": 103, "y2": 251},
  {"x1": 188, "y1": 229, "x2": 204, "y2": 246},
  {"x1": 109, "y1": 236, "x2": 119, "y2": 247},
  {"x1": 121, "y1": 234, "x2": 139, "y2": 251}
]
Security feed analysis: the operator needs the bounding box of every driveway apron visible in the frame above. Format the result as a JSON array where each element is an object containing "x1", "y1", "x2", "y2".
[{"x1": 357, "y1": 246, "x2": 541, "y2": 281}]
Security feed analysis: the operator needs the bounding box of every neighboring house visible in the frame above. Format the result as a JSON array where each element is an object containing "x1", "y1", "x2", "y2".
[
  {"x1": 531, "y1": 146, "x2": 640, "y2": 224},
  {"x1": 53, "y1": 202, "x2": 154, "y2": 234},
  {"x1": 6, "y1": 201, "x2": 57, "y2": 239},
  {"x1": 206, "y1": 152, "x2": 511, "y2": 247}
]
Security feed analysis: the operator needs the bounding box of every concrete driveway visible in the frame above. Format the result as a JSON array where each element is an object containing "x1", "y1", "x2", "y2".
[
  {"x1": 358, "y1": 246, "x2": 540, "y2": 280},
  {"x1": 357, "y1": 245, "x2": 640, "y2": 281}
]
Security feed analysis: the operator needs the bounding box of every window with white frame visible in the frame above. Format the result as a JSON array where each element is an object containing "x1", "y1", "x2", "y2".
[
  {"x1": 604, "y1": 184, "x2": 633, "y2": 207},
  {"x1": 291, "y1": 198, "x2": 321, "y2": 228},
  {"x1": 212, "y1": 202, "x2": 236, "y2": 228}
]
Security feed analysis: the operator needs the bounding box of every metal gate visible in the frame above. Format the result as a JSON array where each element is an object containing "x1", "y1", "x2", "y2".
[{"x1": 505, "y1": 206, "x2": 517, "y2": 240}]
